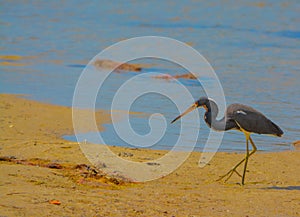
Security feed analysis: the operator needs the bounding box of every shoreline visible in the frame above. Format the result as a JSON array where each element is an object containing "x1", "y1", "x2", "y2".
[
  {"x1": 0, "y1": 93, "x2": 299, "y2": 217},
  {"x1": 6, "y1": 93, "x2": 293, "y2": 153}
]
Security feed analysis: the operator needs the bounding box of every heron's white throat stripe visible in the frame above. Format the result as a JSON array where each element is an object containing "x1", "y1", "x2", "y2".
[{"x1": 236, "y1": 110, "x2": 247, "y2": 115}]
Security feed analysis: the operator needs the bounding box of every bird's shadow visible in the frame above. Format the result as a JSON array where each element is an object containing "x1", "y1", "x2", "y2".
[{"x1": 262, "y1": 186, "x2": 300, "y2": 191}]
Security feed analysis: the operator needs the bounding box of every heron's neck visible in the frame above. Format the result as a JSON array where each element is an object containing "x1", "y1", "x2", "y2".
[{"x1": 204, "y1": 100, "x2": 233, "y2": 131}]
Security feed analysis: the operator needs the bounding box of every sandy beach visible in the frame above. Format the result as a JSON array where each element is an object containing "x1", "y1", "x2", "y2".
[{"x1": 0, "y1": 94, "x2": 299, "y2": 217}]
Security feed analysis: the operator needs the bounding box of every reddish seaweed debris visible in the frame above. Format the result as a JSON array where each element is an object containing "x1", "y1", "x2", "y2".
[
  {"x1": 93, "y1": 59, "x2": 142, "y2": 72},
  {"x1": 0, "y1": 156, "x2": 63, "y2": 169},
  {"x1": 0, "y1": 156, "x2": 133, "y2": 186},
  {"x1": 174, "y1": 73, "x2": 197, "y2": 79},
  {"x1": 0, "y1": 156, "x2": 16, "y2": 162},
  {"x1": 152, "y1": 74, "x2": 173, "y2": 79},
  {"x1": 153, "y1": 73, "x2": 197, "y2": 80},
  {"x1": 73, "y1": 164, "x2": 134, "y2": 185},
  {"x1": 46, "y1": 163, "x2": 63, "y2": 169}
]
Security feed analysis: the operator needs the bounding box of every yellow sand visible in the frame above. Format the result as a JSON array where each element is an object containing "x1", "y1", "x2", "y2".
[{"x1": 0, "y1": 94, "x2": 299, "y2": 217}]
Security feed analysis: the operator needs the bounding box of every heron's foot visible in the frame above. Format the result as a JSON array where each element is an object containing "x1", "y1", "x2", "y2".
[{"x1": 216, "y1": 167, "x2": 242, "y2": 182}]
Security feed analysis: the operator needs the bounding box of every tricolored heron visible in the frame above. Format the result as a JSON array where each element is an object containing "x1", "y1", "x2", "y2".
[{"x1": 171, "y1": 97, "x2": 283, "y2": 185}]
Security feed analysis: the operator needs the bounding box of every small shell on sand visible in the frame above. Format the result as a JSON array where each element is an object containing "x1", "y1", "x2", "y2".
[{"x1": 49, "y1": 200, "x2": 61, "y2": 205}]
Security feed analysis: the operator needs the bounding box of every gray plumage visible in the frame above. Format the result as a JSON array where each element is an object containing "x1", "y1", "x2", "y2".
[
  {"x1": 171, "y1": 96, "x2": 284, "y2": 185},
  {"x1": 201, "y1": 98, "x2": 283, "y2": 137}
]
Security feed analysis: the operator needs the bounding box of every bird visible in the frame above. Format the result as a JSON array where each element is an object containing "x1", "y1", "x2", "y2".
[{"x1": 171, "y1": 97, "x2": 283, "y2": 185}]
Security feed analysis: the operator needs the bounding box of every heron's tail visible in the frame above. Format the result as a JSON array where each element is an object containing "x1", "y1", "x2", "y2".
[{"x1": 271, "y1": 122, "x2": 283, "y2": 137}]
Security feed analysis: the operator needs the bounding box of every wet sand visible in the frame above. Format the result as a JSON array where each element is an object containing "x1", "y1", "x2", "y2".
[{"x1": 0, "y1": 94, "x2": 299, "y2": 217}]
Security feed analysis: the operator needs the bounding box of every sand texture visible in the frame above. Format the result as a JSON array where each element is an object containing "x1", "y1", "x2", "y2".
[{"x1": 0, "y1": 94, "x2": 299, "y2": 217}]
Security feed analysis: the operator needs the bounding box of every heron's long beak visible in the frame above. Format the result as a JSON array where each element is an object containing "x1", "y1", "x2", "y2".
[{"x1": 171, "y1": 103, "x2": 197, "y2": 123}]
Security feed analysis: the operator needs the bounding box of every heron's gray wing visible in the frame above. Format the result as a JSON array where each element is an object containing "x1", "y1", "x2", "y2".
[{"x1": 226, "y1": 104, "x2": 283, "y2": 136}]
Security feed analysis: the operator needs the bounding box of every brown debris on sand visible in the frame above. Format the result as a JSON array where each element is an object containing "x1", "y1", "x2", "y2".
[
  {"x1": 0, "y1": 156, "x2": 64, "y2": 169},
  {"x1": 93, "y1": 59, "x2": 142, "y2": 72},
  {"x1": 292, "y1": 140, "x2": 300, "y2": 150},
  {"x1": 0, "y1": 156, "x2": 130, "y2": 186}
]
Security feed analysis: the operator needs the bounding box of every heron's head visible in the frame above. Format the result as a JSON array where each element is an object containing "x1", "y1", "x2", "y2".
[
  {"x1": 195, "y1": 97, "x2": 209, "y2": 108},
  {"x1": 171, "y1": 96, "x2": 210, "y2": 123}
]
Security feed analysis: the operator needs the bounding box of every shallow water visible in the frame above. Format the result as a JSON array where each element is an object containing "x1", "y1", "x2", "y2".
[{"x1": 1, "y1": 0, "x2": 299, "y2": 152}]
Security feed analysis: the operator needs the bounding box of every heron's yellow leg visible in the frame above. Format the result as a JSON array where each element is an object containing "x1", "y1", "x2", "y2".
[
  {"x1": 249, "y1": 136, "x2": 257, "y2": 154},
  {"x1": 217, "y1": 133, "x2": 257, "y2": 184},
  {"x1": 241, "y1": 134, "x2": 250, "y2": 185}
]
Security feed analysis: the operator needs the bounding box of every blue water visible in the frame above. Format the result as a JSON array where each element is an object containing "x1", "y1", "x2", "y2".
[{"x1": 1, "y1": 0, "x2": 299, "y2": 152}]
